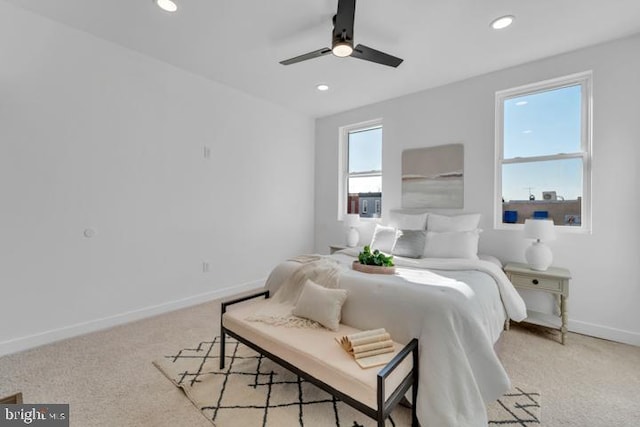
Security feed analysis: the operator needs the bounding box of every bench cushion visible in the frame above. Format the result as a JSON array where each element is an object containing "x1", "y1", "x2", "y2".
[{"x1": 223, "y1": 298, "x2": 413, "y2": 410}]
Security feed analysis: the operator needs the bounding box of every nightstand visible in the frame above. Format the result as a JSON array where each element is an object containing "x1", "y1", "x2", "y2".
[
  {"x1": 504, "y1": 262, "x2": 571, "y2": 344},
  {"x1": 329, "y1": 244, "x2": 347, "y2": 254}
]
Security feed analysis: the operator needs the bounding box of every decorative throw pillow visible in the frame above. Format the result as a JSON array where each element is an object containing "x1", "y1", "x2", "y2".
[
  {"x1": 292, "y1": 280, "x2": 348, "y2": 331},
  {"x1": 392, "y1": 230, "x2": 427, "y2": 259},
  {"x1": 423, "y1": 230, "x2": 480, "y2": 259},
  {"x1": 427, "y1": 213, "x2": 481, "y2": 232},
  {"x1": 370, "y1": 224, "x2": 398, "y2": 253},
  {"x1": 388, "y1": 210, "x2": 428, "y2": 230}
]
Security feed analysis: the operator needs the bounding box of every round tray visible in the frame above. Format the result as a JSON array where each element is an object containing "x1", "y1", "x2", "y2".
[{"x1": 352, "y1": 261, "x2": 396, "y2": 275}]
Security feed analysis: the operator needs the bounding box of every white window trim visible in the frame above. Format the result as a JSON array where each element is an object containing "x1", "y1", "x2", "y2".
[
  {"x1": 338, "y1": 118, "x2": 383, "y2": 221},
  {"x1": 494, "y1": 71, "x2": 593, "y2": 233}
]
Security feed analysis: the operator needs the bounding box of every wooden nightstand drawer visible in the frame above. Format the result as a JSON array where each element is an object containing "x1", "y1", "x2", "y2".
[{"x1": 510, "y1": 274, "x2": 563, "y2": 292}]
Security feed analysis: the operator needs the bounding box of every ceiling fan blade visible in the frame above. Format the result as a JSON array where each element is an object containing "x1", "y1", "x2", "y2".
[
  {"x1": 333, "y1": 0, "x2": 356, "y2": 42},
  {"x1": 351, "y1": 44, "x2": 403, "y2": 68},
  {"x1": 279, "y1": 48, "x2": 332, "y2": 65}
]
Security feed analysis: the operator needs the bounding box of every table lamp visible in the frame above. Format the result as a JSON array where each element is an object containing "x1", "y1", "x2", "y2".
[
  {"x1": 344, "y1": 214, "x2": 361, "y2": 247},
  {"x1": 524, "y1": 219, "x2": 556, "y2": 271}
]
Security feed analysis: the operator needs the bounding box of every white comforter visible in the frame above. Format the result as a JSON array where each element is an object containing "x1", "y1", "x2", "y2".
[{"x1": 264, "y1": 250, "x2": 526, "y2": 427}]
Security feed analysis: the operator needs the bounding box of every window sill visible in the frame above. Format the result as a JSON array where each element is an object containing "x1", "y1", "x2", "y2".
[
  {"x1": 338, "y1": 215, "x2": 382, "y2": 224},
  {"x1": 495, "y1": 222, "x2": 591, "y2": 235}
]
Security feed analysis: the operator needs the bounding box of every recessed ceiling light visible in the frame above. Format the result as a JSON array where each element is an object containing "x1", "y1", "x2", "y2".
[
  {"x1": 316, "y1": 84, "x2": 330, "y2": 91},
  {"x1": 515, "y1": 101, "x2": 528, "y2": 106},
  {"x1": 491, "y1": 15, "x2": 514, "y2": 30},
  {"x1": 155, "y1": 0, "x2": 178, "y2": 13},
  {"x1": 523, "y1": 129, "x2": 533, "y2": 134}
]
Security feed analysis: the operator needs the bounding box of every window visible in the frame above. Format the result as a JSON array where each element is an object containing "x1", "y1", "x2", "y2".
[
  {"x1": 339, "y1": 120, "x2": 383, "y2": 219},
  {"x1": 495, "y1": 72, "x2": 592, "y2": 231}
]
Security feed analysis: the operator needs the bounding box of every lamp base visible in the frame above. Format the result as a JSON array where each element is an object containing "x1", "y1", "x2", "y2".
[
  {"x1": 346, "y1": 227, "x2": 359, "y2": 248},
  {"x1": 525, "y1": 241, "x2": 553, "y2": 271}
]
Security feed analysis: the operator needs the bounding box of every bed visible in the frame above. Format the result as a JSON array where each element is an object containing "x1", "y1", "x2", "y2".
[{"x1": 252, "y1": 212, "x2": 526, "y2": 426}]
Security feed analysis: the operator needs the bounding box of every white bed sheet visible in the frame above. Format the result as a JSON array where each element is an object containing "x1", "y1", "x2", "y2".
[{"x1": 263, "y1": 251, "x2": 526, "y2": 427}]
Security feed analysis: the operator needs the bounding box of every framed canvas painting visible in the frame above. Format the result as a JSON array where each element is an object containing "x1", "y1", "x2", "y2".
[{"x1": 402, "y1": 144, "x2": 464, "y2": 208}]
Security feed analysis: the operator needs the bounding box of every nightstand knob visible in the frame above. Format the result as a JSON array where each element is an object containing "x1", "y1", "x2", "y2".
[{"x1": 532, "y1": 279, "x2": 539, "y2": 285}]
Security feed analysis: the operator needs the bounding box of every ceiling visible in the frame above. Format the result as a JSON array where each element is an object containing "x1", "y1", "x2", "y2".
[{"x1": 7, "y1": 0, "x2": 640, "y2": 118}]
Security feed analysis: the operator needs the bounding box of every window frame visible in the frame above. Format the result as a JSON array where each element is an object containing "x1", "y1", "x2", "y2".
[
  {"x1": 338, "y1": 118, "x2": 383, "y2": 221},
  {"x1": 494, "y1": 71, "x2": 593, "y2": 233}
]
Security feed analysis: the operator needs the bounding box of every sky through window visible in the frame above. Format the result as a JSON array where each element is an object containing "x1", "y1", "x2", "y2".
[{"x1": 502, "y1": 84, "x2": 583, "y2": 201}]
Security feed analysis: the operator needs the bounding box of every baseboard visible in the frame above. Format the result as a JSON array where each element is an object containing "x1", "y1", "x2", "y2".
[
  {"x1": 569, "y1": 319, "x2": 640, "y2": 347},
  {"x1": 0, "y1": 279, "x2": 264, "y2": 357}
]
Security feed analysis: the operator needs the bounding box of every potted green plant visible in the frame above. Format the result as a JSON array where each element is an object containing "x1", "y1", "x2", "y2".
[{"x1": 352, "y1": 246, "x2": 396, "y2": 274}]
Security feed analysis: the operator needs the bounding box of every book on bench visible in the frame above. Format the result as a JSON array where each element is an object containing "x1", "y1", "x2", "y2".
[{"x1": 336, "y1": 328, "x2": 395, "y2": 369}]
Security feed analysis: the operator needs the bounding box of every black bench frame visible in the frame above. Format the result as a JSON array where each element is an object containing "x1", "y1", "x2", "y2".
[{"x1": 220, "y1": 291, "x2": 420, "y2": 427}]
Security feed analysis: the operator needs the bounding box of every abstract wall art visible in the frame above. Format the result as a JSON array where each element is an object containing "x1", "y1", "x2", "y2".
[{"x1": 401, "y1": 143, "x2": 464, "y2": 209}]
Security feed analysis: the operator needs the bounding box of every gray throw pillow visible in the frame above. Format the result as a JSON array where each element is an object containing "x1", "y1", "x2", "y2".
[{"x1": 392, "y1": 229, "x2": 427, "y2": 259}]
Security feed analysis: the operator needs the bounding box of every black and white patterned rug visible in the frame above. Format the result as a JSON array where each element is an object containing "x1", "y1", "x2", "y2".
[{"x1": 154, "y1": 337, "x2": 541, "y2": 426}]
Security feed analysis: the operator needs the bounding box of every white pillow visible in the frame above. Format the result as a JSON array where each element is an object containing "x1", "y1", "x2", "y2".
[
  {"x1": 427, "y1": 213, "x2": 481, "y2": 232},
  {"x1": 292, "y1": 280, "x2": 348, "y2": 331},
  {"x1": 388, "y1": 211, "x2": 428, "y2": 230},
  {"x1": 423, "y1": 230, "x2": 480, "y2": 259},
  {"x1": 370, "y1": 224, "x2": 398, "y2": 253}
]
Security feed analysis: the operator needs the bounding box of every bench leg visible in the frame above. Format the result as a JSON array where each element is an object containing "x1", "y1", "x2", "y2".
[
  {"x1": 412, "y1": 345, "x2": 419, "y2": 427},
  {"x1": 411, "y1": 389, "x2": 419, "y2": 426},
  {"x1": 219, "y1": 329, "x2": 226, "y2": 369}
]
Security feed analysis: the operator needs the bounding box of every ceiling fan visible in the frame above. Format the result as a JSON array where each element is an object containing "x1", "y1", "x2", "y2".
[{"x1": 279, "y1": 0, "x2": 403, "y2": 68}]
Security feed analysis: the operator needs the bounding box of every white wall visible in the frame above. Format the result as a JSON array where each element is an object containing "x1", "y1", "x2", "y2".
[
  {"x1": 0, "y1": 2, "x2": 315, "y2": 355},
  {"x1": 315, "y1": 34, "x2": 640, "y2": 346}
]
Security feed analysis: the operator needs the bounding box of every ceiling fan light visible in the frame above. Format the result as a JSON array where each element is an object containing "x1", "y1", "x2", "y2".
[
  {"x1": 491, "y1": 15, "x2": 514, "y2": 30},
  {"x1": 332, "y1": 42, "x2": 353, "y2": 58},
  {"x1": 155, "y1": 0, "x2": 178, "y2": 13}
]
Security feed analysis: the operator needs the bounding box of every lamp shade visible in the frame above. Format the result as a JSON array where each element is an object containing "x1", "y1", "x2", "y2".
[
  {"x1": 344, "y1": 214, "x2": 361, "y2": 228},
  {"x1": 524, "y1": 219, "x2": 556, "y2": 242}
]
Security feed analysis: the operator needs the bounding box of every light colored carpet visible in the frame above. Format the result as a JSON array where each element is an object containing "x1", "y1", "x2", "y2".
[
  {"x1": 496, "y1": 323, "x2": 640, "y2": 426},
  {"x1": 153, "y1": 336, "x2": 540, "y2": 426},
  {"x1": 1, "y1": 293, "x2": 639, "y2": 426}
]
